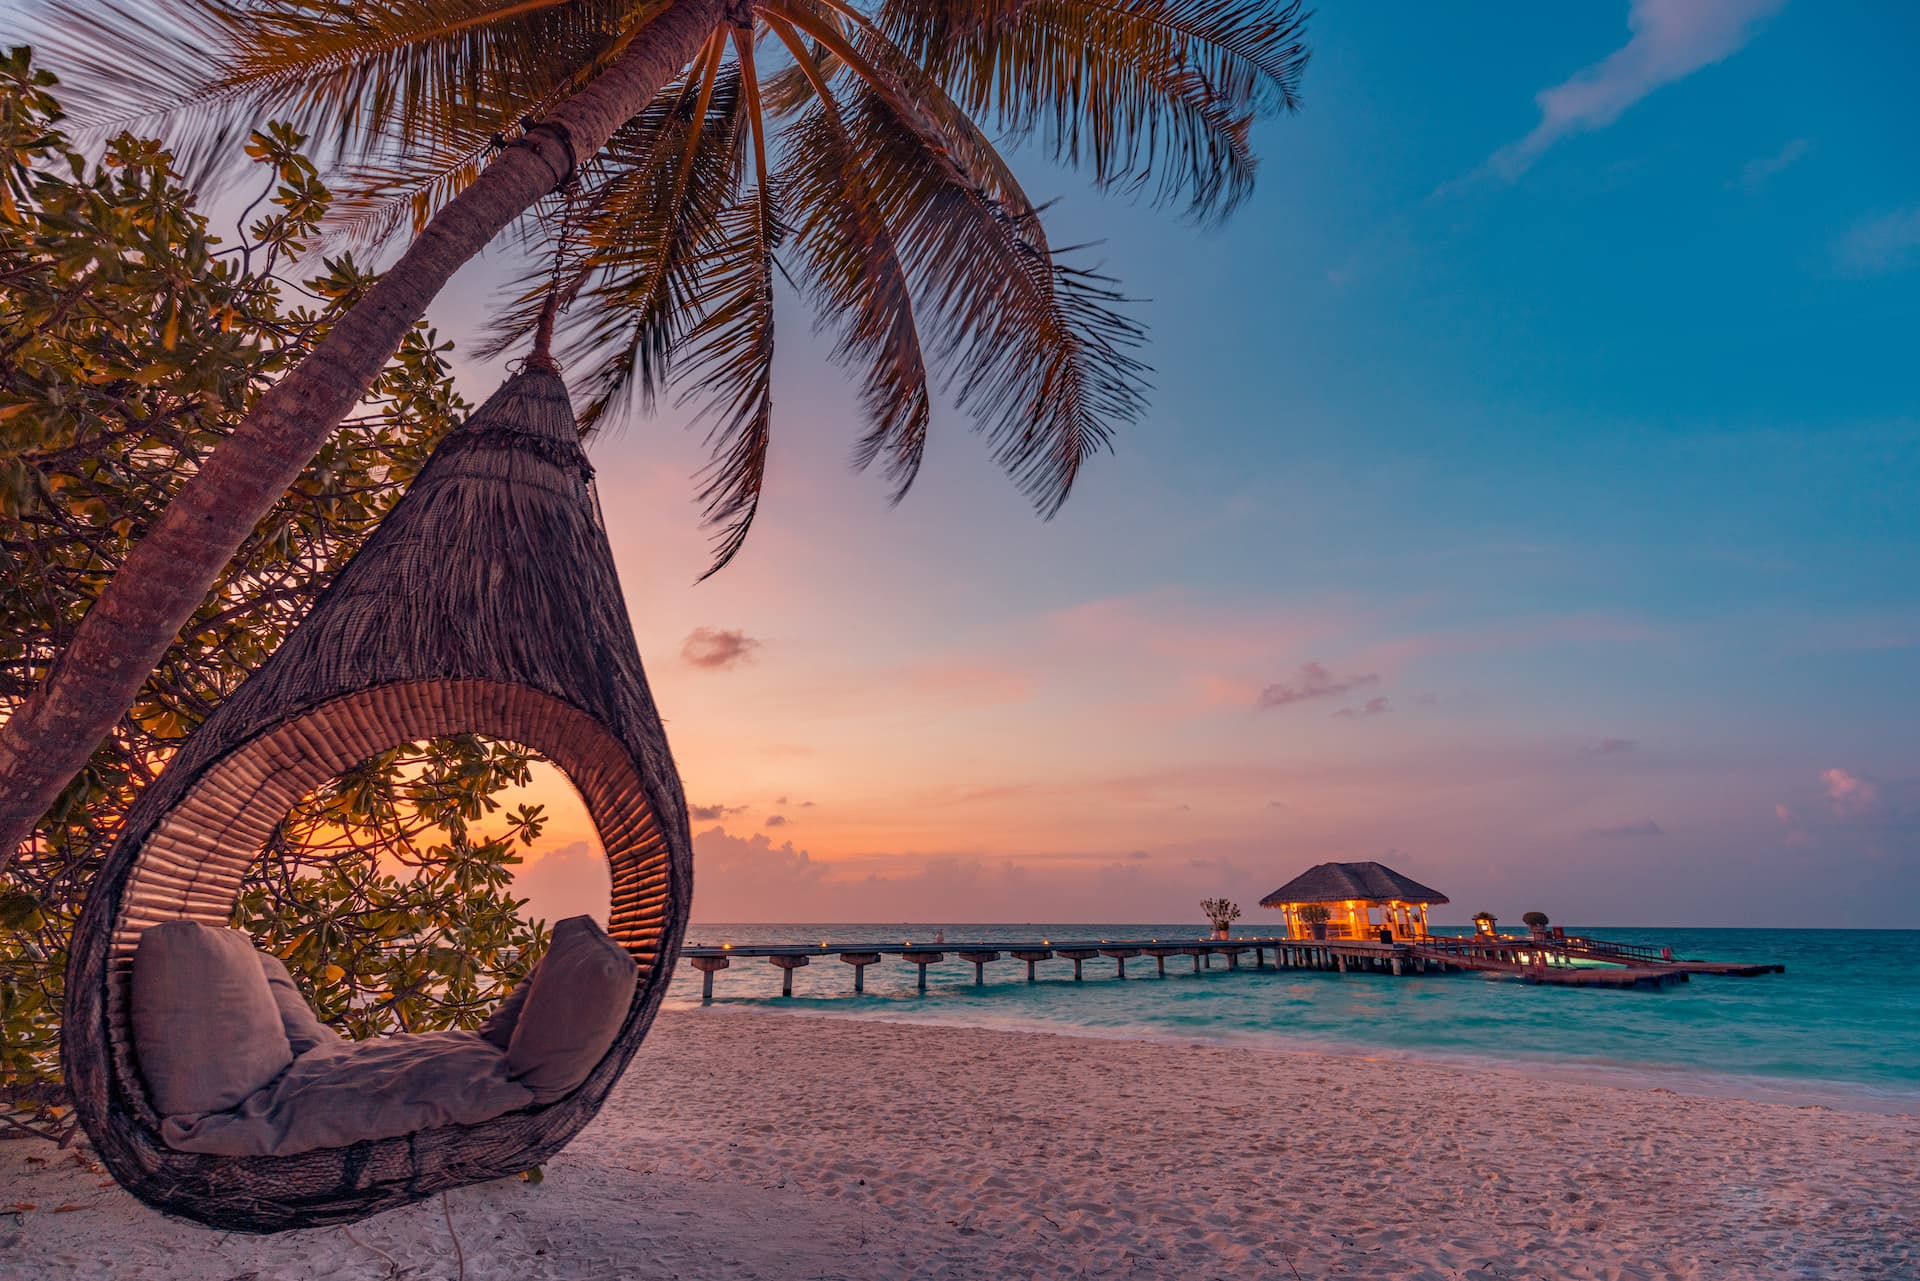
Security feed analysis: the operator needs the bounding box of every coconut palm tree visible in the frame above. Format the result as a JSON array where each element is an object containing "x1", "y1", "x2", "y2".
[{"x1": 0, "y1": 0, "x2": 1309, "y2": 861}]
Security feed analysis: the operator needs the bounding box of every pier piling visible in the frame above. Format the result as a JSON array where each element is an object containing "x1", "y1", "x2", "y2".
[
  {"x1": 679, "y1": 932, "x2": 1778, "y2": 1002},
  {"x1": 689, "y1": 955, "x2": 729, "y2": 1001},
  {"x1": 1010, "y1": 949, "x2": 1050, "y2": 982},
  {"x1": 904, "y1": 952, "x2": 944, "y2": 992},
  {"x1": 769, "y1": 954, "x2": 809, "y2": 997},
  {"x1": 958, "y1": 951, "x2": 1001, "y2": 986},
  {"x1": 839, "y1": 952, "x2": 880, "y2": 993}
]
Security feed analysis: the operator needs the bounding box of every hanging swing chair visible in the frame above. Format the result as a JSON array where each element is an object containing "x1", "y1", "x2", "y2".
[{"x1": 62, "y1": 359, "x2": 692, "y2": 1233}]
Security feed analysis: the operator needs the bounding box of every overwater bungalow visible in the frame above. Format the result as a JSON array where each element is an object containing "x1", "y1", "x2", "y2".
[{"x1": 1260, "y1": 861, "x2": 1449, "y2": 941}]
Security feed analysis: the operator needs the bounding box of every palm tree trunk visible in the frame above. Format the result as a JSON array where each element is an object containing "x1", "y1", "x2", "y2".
[{"x1": 0, "y1": 0, "x2": 729, "y2": 866}]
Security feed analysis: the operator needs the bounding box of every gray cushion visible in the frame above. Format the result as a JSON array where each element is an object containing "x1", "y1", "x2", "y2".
[
  {"x1": 256, "y1": 951, "x2": 343, "y2": 1057},
  {"x1": 506, "y1": 915, "x2": 636, "y2": 1103},
  {"x1": 131, "y1": 921, "x2": 292, "y2": 1117},
  {"x1": 160, "y1": 1030, "x2": 532, "y2": 1157},
  {"x1": 476, "y1": 971, "x2": 534, "y2": 1050}
]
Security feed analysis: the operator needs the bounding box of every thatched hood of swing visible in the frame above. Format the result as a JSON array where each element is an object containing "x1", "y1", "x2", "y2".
[{"x1": 64, "y1": 365, "x2": 692, "y2": 1232}]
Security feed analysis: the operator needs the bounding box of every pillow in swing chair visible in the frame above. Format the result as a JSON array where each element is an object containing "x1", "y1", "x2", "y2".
[
  {"x1": 131, "y1": 921, "x2": 293, "y2": 1117},
  {"x1": 505, "y1": 915, "x2": 637, "y2": 1103},
  {"x1": 255, "y1": 950, "x2": 344, "y2": 1057},
  {"x1": 475, "y1": 970, "x2": 534, "y2": 1050}
]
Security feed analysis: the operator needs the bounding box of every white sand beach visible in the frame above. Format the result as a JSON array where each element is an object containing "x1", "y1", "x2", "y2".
[{"x1": 4, "y1": 1010, "x2": 1915, "y2": 1280}]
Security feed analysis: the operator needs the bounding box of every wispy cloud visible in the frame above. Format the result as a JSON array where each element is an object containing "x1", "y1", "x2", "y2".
[
  {"x1": 1582, "y1": 820, "x2": 1665, "y2": 839},
  {"x1": 690, "y1": 802, "x2": 748, "y2": 822},
  {"x1": 1485, "y1": 0, "x2": 1787, "y2": 181},
  {"x1": 1833, "y1": 206, "x2": 1920, "y2": 276},
  {"x1": 1586, "y1": 737, "x2": 1638, "y2": 756},
  {"x1": 1254, "y1": 661, "x2": 1378, "y2": 710},
  {"x1": 765, "y1": 813, "x2": 789, "y2": 828},
  {"x1": 1333, "y1": 697, "x2": 1392, "y2": 720},
  {"x1": 1733, "y1": 137, "x2": 1809, "y2": 193}
]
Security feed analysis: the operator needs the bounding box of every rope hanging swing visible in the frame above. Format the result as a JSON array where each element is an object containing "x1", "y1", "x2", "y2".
[{"x1": 61, "y1": 322, "x2": 693, "y2": 1232}]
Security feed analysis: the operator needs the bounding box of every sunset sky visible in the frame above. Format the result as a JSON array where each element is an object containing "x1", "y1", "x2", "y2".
[{"x1": 410, "y1": 1, "x2": 1916, "y2": 928}]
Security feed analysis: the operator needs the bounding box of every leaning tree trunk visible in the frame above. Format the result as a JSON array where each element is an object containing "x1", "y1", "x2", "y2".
[{"x1": 0, "y1": 0, "x2": 729, "y2": 865}]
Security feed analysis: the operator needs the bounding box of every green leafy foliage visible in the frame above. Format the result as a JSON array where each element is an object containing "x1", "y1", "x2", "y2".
[{"x1": 0, "y1": 51, "x2": 545, "y2": 1137}]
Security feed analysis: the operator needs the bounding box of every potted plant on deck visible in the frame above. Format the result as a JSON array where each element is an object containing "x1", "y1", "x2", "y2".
[
  {"x1": 1472, "y1": 911, "x2": 1497, "y2": 937},
  {"x1": 1299, "y1": 904, "x2": 1332, "y2": 941},
  {"x1": 1201, "y1": 897, "x2": 1241, "y2": 940},
  {"x1": 1523, "y1": 910, "x2": 1550, "y2": 942}
]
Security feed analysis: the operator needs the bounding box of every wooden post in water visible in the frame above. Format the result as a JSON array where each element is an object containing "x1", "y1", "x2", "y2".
[
  {"x1": 1142, "y1": 946, "x2": 1181, "y2": 977},
  {"x1": 1010, "y1": 949, "x2": 1051, "y2": 982},
  {"x1": 769, "y1": 954, "x2": 809, "y2": 997},
  {"x1": 839, "y1": 951, "x2": 880, "y2": 993},
  {"x1": 1056, "y1": 948, "x2": 1098, "y2": 980},
  {"x1": 1101, "y1": 948, "x2": 1141, "y2": 980},
  {"x1": 689, "y1": 955, "x2": 729, "y2": 1001},
  {"x1": 958, "y1": 950, "x2": 1001, "y2": 986},
  {"x1": 904, "y1": 952, "x2": 944, "y2": 993}
]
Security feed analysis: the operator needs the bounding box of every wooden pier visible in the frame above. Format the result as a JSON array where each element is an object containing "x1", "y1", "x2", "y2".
[{"x1": 679, "y1": 933, "x2": 1783, "y2": 999}]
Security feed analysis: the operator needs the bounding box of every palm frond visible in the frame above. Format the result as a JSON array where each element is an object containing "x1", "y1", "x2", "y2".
[
  {"x1": 770, "y1": 0, "x2": 1039, "y2": 221},
  {"x1": 36, "y1": 0, "x2": 650, "y2": 186},
  {"x1": 558, "y1": 39, "x2": 749, "y2": 432},
  {"x1": 768, "y1": 19, "x2": 932, "y2": 500},
  {"x1": 878, "y1": 0, "x2": 1309, "y2": 217},
  {"x1": 841, "y1": 84, "x2": 1148, "y2": 515},
  {"x1": 680, "y1": 33, "x2": 782, "y2": 576}
]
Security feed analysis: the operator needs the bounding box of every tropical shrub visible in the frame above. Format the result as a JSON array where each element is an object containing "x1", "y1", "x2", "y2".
[
  {"x1": 1522, "y1": 911, "x2": 1550, "y2": 928},
  {"x1": 1200, "y1": 897, "x2": 1241, "y2": 932},
  {"x1": 1298, "y1": 904, "x2": 1332, "y2": 925},
  {"x1": 0, "y1": 53, "x2": 545, "y2": 1138}
]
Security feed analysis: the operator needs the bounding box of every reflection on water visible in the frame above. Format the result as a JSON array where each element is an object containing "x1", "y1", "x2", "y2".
[{"x1": 666, "y1": 924, "x2": 1920, "y2": 1108}]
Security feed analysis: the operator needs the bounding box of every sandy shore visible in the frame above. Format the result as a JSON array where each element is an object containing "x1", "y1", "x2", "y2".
[{"x1": 3, "y1": 1010, "x2": 1914, "y2": 1280}]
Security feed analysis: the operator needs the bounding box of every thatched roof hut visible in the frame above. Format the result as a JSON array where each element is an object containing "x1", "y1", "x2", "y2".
[{"x1": 1259, "y1": 861, "x2": 1448, "y2": 940}]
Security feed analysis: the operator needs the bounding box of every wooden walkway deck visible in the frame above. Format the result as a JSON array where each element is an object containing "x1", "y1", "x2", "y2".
[{"x1": 679, "y1": 933, "x2": 1783, "y2": 998}]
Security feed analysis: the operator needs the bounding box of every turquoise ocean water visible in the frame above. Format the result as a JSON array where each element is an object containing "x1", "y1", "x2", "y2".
[{"x1": 667, "y1": 925, "x2": 1920, "y2": 1110}]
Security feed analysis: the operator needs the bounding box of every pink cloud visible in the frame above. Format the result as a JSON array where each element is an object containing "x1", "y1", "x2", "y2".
[
  {"x1": 1333, "y1": 697, "x2": 1392, "y2": 720},
  {"x1": 1821, "y1": 768, "x2": 1879, "y2": 817},
  {"x1": 513, "y1": 840, "x2": 611, "y2": 926},
  {"x1": 681, "y1": 626, "x2": 762, "y2": 670}
]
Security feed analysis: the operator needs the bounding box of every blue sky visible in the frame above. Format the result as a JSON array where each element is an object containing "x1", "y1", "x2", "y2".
[
  {"x1": 59, "y1": 0, "x2": 1911, "y2": 925},
  {"x1": 470, "y1": 0, "x2": 1920, "y2": 928}
]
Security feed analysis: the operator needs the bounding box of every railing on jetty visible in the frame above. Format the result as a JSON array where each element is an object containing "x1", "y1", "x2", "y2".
[{"x1": 677, "y1": 933, "x2": 1782, "y2": 999}]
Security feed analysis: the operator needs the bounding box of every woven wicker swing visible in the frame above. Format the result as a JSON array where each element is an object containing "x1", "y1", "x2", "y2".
[{"x1": 62, "y1": 363, "x2": 692, "y2": 1233}]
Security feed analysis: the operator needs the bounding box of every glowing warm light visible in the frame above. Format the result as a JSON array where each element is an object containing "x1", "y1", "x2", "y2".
[{"x1": 722, "y1": 943, "x2": 733, "y2": 950}]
